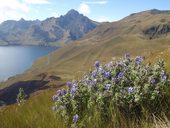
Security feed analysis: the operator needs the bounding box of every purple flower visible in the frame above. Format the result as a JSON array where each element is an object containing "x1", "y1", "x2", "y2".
[
  {"x1": 118, "y1": 72, "x2": 123, "y2": 80},
  {"x1": 129, "y1": 58, "x2": 133, "y2": 63},
  {"x1": 125, "y1": 53, "x2": 131, "y2": 58},
  {"x1": 150, "y1": 79, "x2": 156, "y2": 85},
  {"x1": 106, "y1": 84, "x2": 111, "y2": 91},
  {"x1": 141, "y1": 56, "x2": 145, "y2": 60},
  {"x1": 92, "y1": 71, "x2": 97, "y2": 78},
  {"x1": 86, "y1": 79, "x2": 91, "y2": 85},
  {"x1": 98, "y1": 66, "x2": 103, "y2": 73},
  {"x1": 52, "y1": 107, "x2": 57, "y2": 111},
  {"x1": 93, "y1": 79, "x2": 97, "y2": 86},
  {"x1": 161, "y1": 71, "x2": 165, "y2": 77},
  {"x1": 136, "y1": 56, "x2": 141, "y2": 64},
  {"x1": 56, "y1": 90, "x2": 62, "y2": 96},
  {"x1": 161, "y1": 71, "x2": 167, "y2": 81},
  {"x1": 61, "y1": 89, "x2": 67, "y2": 95},
  {"x1": 112, "y1": 77, "x2": 115, "y2": 81},
  {"x1": 66, "y1": 82, "x2": 71, "y2": 88},
  {"x1": 105, "y1": 71, "x2": 110, "y2": 78},
  {"x1": 162, "y1": 75, "x2": 167, "y2": 81},
  {"x1": 52, "y1": 95, "x2": 58, "y2": 101},
  {"x1": 73, "y1": 114, "x2": 79, "y2": 123},
  {"x1": 71, "y1": 86, "x2": 76, "y2": 93},
  {"x1": 72, "y1": 80, "x2": 76, "y2": 86},
  {"x1": 94, "y1": 61, "x2": 100, "y2": 68},
  {"x1": 128, "y1": 86, "x2": 133, "y2": 93}
]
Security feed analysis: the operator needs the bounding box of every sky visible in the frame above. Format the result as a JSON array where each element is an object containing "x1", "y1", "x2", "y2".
[{"x1": 0, "y1": 0, "x2": 170, "y2": 23}]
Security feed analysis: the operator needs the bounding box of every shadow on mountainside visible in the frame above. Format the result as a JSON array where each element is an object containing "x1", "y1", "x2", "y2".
[
  {"x1": 0, "y1": 73, "x2": 65, "y2": 106},
  {"x1": 0, "y1": 80, "x2": 49, "y2": 106}
]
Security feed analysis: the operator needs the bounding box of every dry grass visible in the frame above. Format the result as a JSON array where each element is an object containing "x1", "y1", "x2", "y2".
[
  {"x1": 0, "y1": 88, "x2": 65, "y2": 128},
  {"x1": 154, "y1": 115, "x2": 170, "y2": 128}
]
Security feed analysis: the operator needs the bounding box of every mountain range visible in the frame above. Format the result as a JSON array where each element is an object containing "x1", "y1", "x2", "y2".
[{"x1": 0, "y1": 9, "x2": 98, "y2": 46}]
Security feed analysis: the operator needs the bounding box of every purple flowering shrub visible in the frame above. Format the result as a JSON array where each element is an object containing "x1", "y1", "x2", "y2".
[{"x1": 52, "y1": 54, "x2": 170, "y2": 127}]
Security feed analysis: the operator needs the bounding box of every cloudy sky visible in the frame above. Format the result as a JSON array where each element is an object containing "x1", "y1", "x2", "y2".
[{"x1": 0, "y1": 0, "x2": 170, "y2": 23}]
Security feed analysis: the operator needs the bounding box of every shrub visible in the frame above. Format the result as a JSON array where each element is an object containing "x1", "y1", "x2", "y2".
[
  {"x1": 16, "y1": 88, "x2": 26, "y2": 105},
  {"x1": 52, "y1": 54, "x2": 170, "y2": 127}
]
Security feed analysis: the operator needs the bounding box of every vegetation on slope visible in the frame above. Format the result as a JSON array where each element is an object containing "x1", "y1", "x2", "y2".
[
  {"x1": 52, "y1": 54, "x2": 170, "y2": 128},
  {"x1": 0, "y1": 54, "x2": 170, "y2": 128},
  {"x1": 1, "y1": 9, "x2": 170, "y2": 128},
  {"x1": 0, "y1": 88, "x2": 64, "y2": 128}
]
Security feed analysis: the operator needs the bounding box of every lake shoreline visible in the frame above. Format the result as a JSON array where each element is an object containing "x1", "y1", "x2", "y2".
[{"x1": 0, "y1": 46, "x2": 57, "y2": 82}]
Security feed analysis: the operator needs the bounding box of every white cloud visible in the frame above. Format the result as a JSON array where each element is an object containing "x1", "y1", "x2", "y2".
[
  {"x1": 84, "y1": 1, "x2": 108, "y2": 5},
  {"x1": 78, "y1": 3, "x2": 90, "y2": 15},
  {"x1": 0, "y1": 0, "x2": 29, "y2": 23},
  {"x1": 78, "y1": 1, "x2": 108, "y2": 16},
  {"x1": 0, "y1": 0, "x2": 29, "y2": 12},
  {"x1": 23, "y1": 0, "x2": 50, "y2": 4}
]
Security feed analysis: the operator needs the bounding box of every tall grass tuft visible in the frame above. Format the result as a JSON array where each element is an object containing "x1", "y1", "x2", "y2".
[{"x1": 154, "y1": 115, "x2": 170, "y2": 128}]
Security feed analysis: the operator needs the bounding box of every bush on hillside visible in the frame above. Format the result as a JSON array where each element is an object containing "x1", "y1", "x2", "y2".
[
  {"x1": 52, "y1": 54, "x2": 170, "y2": 127},
  {"x1": 16, "y1": 88, "x2": 26, "y2": 105}
]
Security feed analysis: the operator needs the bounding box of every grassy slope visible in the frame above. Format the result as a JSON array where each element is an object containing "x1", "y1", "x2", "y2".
[
  {"x1": 0, "y1": 88, "x2": 64, "y2": 128},
  {"x1": 1, "y1": 37, "x2": 170, "y2": 128},
  {"x1": 1, "y1": 10, "x2": 170, "y2": 128},
  {"x1": 2, "y1": 35, "x2": 170, "y2": 88}
]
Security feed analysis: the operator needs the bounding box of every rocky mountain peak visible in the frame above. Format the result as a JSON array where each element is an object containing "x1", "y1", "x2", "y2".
[
  {"x1": 19, "y1": 18, "x2": 25, "y2": 22},
  {"x1": 59, "y1": 9, "x2": 83, "y2": 21},
  {"x1": 66, "y1": 9, "x2": 80, "y2": 17},
  {"x1": 0, "y1": 9, "x2": 99, "y2": 46}
]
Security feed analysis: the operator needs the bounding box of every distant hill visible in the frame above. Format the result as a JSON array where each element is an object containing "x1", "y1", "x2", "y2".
[
  {"x1": 0, "y1": 9, "x2": 99, "y2": 46},
  {"x1": 80, "y1": 9, "x2": 170, "y2": 42}
]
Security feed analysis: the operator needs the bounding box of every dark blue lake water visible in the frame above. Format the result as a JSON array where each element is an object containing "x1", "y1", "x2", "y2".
[{"x1": 0, "y1": 46, "x2": 56, "y2": 81}]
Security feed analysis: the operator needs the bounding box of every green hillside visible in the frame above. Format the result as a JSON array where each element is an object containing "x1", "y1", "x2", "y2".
[{"x1": 0, "y1": 9, "x2": 170, "y2": 128}]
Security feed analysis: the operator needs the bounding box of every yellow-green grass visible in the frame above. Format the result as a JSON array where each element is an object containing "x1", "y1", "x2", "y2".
[
  {"x1": 0, "y1": 87, "x2": 169, "y2": 128},
  {"x1": 154, "y1": 115, "x2": 170, "y2": 128},
  {"x1": 0, "y1": 88, "x2": 65, "y2": 128},
  {"x1": 1, "y1": 43, "x2": 170, "y2": 128}
]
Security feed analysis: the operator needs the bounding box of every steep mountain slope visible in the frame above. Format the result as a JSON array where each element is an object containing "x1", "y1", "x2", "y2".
[
  {"x1": 0, "y1": 9, "x2": 98, "y2": 46},
  {"x1": 1, "y1": 9, "x2": 170, "y2": 103},
  {"x1": 80, "y1": 9, "x2": 170, "y2": 42}
]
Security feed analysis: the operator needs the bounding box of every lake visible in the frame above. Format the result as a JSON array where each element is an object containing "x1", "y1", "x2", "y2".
[{"x1": 0, "y1": 46, "x2": 56, "y2": 81}]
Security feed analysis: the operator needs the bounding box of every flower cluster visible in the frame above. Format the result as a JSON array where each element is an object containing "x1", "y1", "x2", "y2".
[{"x1": 52, "y1": 54, "x2": 169, "y2": 126}]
